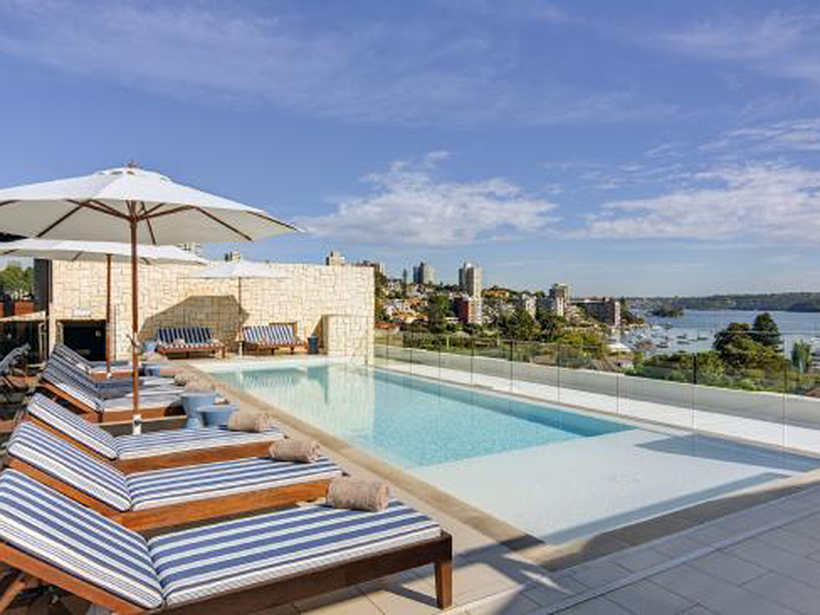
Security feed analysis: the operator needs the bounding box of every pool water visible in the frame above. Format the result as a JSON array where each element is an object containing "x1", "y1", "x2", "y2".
[{"x1": 211, "y1": 364, "x2": 630, "y2": 469}]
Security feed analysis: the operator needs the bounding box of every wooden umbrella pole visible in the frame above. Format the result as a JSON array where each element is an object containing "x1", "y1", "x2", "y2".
[
  {"x1": 130, "y1": 217, "x2": 140, "y2": 415},
  {"x1": 106, "y1": 254, "x2": 112, "y2": 376},
  {"x1": 238, "y1": 277, "x2": 243, "y2": 356}
]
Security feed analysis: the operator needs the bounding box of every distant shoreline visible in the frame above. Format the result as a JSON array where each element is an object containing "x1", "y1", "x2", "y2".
[{"x1": 630, "y1": 293, "x2": 820, "y2": 314}]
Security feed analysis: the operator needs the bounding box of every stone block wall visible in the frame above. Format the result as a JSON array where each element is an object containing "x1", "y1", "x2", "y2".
[{"x1": 47, "y1": 260, "x2": 374, "y2": 362}]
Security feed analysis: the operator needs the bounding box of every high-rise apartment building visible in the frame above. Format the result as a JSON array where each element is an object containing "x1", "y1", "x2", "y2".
[
  {"x1": 178, "y1": 242, "x2": 203, "y2": 257},
  {"x1": 355, "y1": 260, "x2": 386, "y2": 277},
  {"x1": 224, "y1": 250, "x2": 242, "y2": 262},
  {"x1": 517, "y1": 293, "x2": 537, "y2": 318},
  {"x1": 325, "y1": 250, "x2": 346, "y2": 266},
  {"x1": 458, "y1": 262, "x2": 482, "y2": 297},
  {"x1": 412, "y1": 262, "x2": 436, "y2": 285},
  {"x1": 549, "y1": 283, "x2": 570, "y2": 317},
  {"x1": 454, "y1": 295, "x2": 481, "y2": 325}
]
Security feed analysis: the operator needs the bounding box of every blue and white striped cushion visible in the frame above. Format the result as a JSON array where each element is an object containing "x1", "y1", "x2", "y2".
[
  {"x1": 8, "y1": 424, "x2": 131, "y2": 512},
  {"x1": 270, "y1": 324, "x2": 296, "y2": 344},
  {"x1": 26, "y1": 394, "x2": 119, "y2": 459},
  {"x1": 149, "y1": 500, "x2": 441, "y2": 607},
  {"x1": 115, "y1": 426, "x2": 284, "y2": 460},
  {"x1": 243, "y1": 324, "x2": 297, "y2": 345},
  {"x1": 0, "y1": 470, "x2": 163, "y2": 609},
  {"x1": 157, "y1": 327, "x2": 216, "y2": 348},
  {"x1": 127, "y1": 457, "x2": 341, "y2": 510},
  {"x1": 42, "y1": 364, "x2": 105, "y2": 413}
]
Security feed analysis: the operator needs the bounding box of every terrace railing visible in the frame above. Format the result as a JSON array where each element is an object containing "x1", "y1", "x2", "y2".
[{"x1": 373, "y1": 330, "x2": 820, "y2": 454}]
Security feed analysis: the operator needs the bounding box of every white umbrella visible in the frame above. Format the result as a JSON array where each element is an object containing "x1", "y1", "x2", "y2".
[
  {"x1": 0, "y1": 239, "x2": 208, "y2": 374},
  {"x1": 0, "y1": 166, "x2": 298, "y2": 413},
  {"x1": 188, "y1": 260, "x2": 287, "y2": 356}
]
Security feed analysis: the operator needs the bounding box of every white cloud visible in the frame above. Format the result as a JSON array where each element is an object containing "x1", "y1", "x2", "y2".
[
  {"x1": 702, "y1": 118, "x2": 820, "y2": 153},
  {"x1": 297, "y1": 153, "x2": 559, "y2": 245},
  {"x1": 0, "y1": 0, "x2": 671, "y2": 126},
  {"x1": 658, "y1": 10, "x2": 820, "y2": 87},
  {"x1": 587, "y1": 162, "x2": 820, "y2": 241}
]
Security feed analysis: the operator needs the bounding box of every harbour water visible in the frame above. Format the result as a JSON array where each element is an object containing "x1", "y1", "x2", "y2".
[{"x1": 631, "y1": 309, "x2": 820, "y2": 355}]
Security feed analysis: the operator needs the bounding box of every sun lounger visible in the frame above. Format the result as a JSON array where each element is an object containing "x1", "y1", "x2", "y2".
[
  {"x1": 156, "y1": 326, "x2": 225, "y2": 359},
  {"x1": 48, "y1": 351, "x2": 179, "y2": 394},
  {"x1": 22, "y1": 393, "x2": 285, "y2": 472},
  {"x1": 0, "y1": 344, "x2": 31, "y2": 432},
  {"x1": 0, "y1": 469, "x2": 452, "y2": 613},
  {"x1": 6, "y1": 422, "x2": 342, "y2": 530},
  {"x1": 51, "y1": 343, "x2": 132, "y2": 379},
  {"x1": 38, "y1": 362, "x2": 184, "y2": 422},
  {"x1": 243, "y1": 322, "x2": 307, "y2": 354}
]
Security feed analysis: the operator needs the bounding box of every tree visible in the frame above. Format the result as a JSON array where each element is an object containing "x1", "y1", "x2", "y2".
[
  {"x1": 792, "y1": 341, "x2": 812, "y2": 374},
  {"x1": 425, "y1": 294, "x2": 451, "y2": 334},
  {"x1": 374, "y1": 270, "x2": 388, "y2": 322},
  {"x1": 0, "y1": 264, "x2": 34, "y2": 298},
  {"x1": 751, "y1": 312, "x2": 782, "y2": 349},
  {"x1": 500, "y1": 308, "x2": 538, "y2": 341},
  {"x1": 536, "y1": 309, "x2": 566, "y2": 342},
  {"x1": 714, "y1": 321, "x2": 786, "y2": 372}
]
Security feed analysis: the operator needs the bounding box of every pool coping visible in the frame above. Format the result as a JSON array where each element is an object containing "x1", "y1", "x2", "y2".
[{"x1": 186, "y1": 359, "x2": 820, "y2": 571}]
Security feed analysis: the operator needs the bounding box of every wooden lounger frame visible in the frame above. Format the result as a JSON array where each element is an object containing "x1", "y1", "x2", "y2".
[
  {"x1": 5, "y1": 457, "x2": 334, "y2": 532},
  {"x1": 26, "y1": 415, "x2": 280, "y2": 473},
  {"x1": 0, "y1": 531, "x2": 452, "y2": 613},
  {"x1": 89, "y1": 369, "x2": 134, "y2": 382},
  {"x1": 157, "y1": 343, "x2": 226, "y2": 359},
  {"x1": 244, "y1": 321, "x2": 308, "y2": 355},
  {"x1": 37, "y1": 381, "x2": 184, "y2": 424}
]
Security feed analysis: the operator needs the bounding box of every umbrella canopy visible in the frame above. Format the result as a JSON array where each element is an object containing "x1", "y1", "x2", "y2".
[
  {"x1": 0, "y1": 167, "x2": 298, "y2": 243},
  {"x1": 0, "y1": 239, "x2": 209, "y2": 266},
  {"x1": 0, "y1": 166, "x2": 298, "y2": 415},
  {"x1": 187, "y1": 260, "x2": 286, "y2": 280}
]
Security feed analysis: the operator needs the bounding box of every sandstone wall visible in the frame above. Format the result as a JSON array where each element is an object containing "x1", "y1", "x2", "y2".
[{"x1": 48, "y1": 260, "x2": 374, "y2": 362}]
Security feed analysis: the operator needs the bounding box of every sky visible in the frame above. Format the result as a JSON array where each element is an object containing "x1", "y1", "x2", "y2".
[{"x1": 1, "y1": 0, "x2": 820, "y2": 296}]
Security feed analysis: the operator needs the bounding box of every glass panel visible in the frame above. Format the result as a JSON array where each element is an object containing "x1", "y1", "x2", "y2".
[
  {"x1": 556, "y1": 342, "x2": 618, "y2": 414},
  {"x1": 619, "y1": 350, "x2": 694, "y2": 429},
  {"x1": 510, "y1": 340, "x2": 560, "y2": 403}
]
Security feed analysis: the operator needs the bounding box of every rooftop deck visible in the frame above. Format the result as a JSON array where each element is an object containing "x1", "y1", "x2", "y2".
[{"x1": 186, "y1": 355, "x2": 820, "y2": 615}]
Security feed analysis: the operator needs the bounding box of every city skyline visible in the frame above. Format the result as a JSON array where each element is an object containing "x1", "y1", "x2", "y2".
[{"x1": 2, "y1": 1, "x2": 820, "y2": 296}]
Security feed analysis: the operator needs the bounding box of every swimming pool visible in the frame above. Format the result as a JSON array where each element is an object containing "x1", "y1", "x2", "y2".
[
  {"x1": 208, "y1": 361, "x2": 820, "y2": 543},
  {"x1": 212, "y1": 364, "x2": 630, "y2": 468}
]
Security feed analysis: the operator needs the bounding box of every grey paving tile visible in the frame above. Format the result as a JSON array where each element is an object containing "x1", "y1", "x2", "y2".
[
  {"x1": 756, "y1": 527, "x2": 820, "y2": 557},
  {"x1": 568, "y1": 561, "x2": 631, "y2": 588},
  {"x1": 726, "y1": 538, "x2": 820, "y2": 589},
  {"x1": 744, "y1": 571, "x2": 820, "y2": 615},
  {"x1": 613, "y1": 547, "x2": 671, "y2": 572},
  {"x1": 557, "y1": 596, "x2": 634, "y2": 615},
  {"x1": 650, "y1": 564, "x2": 799, "y2": 615},
  {"x1": 687, "y1": 550, "x2": 768, "y2": 585},
  {"x1": 781, "y1": 512, "x2": 820, "y2": 538},
  {"x1": 523, "y1": 576, "x2": 586, "y2": 607},
  {"x1": 606, "y1": 579, "x2": 695, "y2": 614},
  {"x1": 653, "y1": 536, "x2": 705, "y2": 559},
  {"x1": 679, "y1": 607, "x2": 719, "y2": 615}
]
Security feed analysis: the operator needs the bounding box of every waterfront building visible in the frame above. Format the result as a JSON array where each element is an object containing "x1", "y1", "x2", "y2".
[{"x1": 575, "y1": 296, "x2": 621, "y2": 328}]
